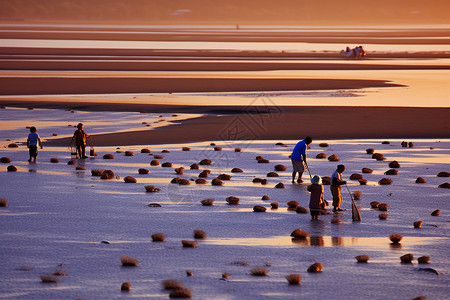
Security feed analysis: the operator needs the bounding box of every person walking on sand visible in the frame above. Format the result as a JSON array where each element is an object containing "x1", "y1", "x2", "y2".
[
  {"x1": 291, "y1": 136, "x2": 312, "y2": 183},
  {"x1": 27, "y1": 126, "x2": 43, "y2": 163},
  {"x1": 331, "y1": 164, "x2": 347, "y2": 212},
  {"x1": 72, "y1": 123, "x2": 90, "y2": 159},
  {"x1": 307, "y1": 175, "x2": 325, "y2": 220}
]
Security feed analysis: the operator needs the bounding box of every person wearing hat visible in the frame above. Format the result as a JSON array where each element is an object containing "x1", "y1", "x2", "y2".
[{"x1": 307, "y1": 175, "x2": 326, "y2": 220}]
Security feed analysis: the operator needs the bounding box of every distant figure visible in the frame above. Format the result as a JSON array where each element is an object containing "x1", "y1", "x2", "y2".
[
  {"x1": 27, "y1": 126, "x2": 43, "y2": 163},
  {"x1": 340, "y1": 45, "x2": 366, "y2": 59},
  {"x1": 307, "y1": 175, "x2": 325, "y2": 220},
  {"x1": 291, "y1": 136, "x2": 312, "y2": 183},
  {"x1": 330, "y1": 164, "x2": 347, "y2": 212},
  {"x1": 72, "y1": 123, "x2": 90, "y2": 159}
]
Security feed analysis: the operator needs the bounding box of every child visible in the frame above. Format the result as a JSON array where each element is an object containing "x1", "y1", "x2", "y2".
[
  {"x1": 330, "y1": 164, "x2": 347, "y2": 212},
  {"x1": 307, "y1": 175, "x2": 325, "y2": 220},
  {"x1": 72, "y1": 123, "x2": 90, "y2": 159},
  {"x1": 27, "y1": 126, "x2": 43, "y2": 163}
]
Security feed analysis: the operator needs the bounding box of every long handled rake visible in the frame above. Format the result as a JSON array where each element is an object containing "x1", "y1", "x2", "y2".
[
  {"x1": 345, "y1": 184, "x2": 361, "y2": 222},
  {"x1": 304, "y1": 161, "x2": 312, "y2": 179}
]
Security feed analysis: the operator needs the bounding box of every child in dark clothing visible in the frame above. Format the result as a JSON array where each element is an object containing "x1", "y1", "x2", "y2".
[{"x1": 27, "y1": 126, "x2": 43, "y2": 163}]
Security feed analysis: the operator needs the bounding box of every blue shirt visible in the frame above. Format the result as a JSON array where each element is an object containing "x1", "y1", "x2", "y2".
[
  {"x1": 28, "y1": 132, "x2": 39, "y2": 147},
  {"x1": 291, "y1": 139, "x2": 307, "y2": 161}
]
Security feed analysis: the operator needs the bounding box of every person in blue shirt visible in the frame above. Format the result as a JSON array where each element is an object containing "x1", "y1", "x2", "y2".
[
  {"x1": 291, "y1": 136, "x2": 312, "y2": 183},
  {"x1": 27, "y1": 126, "x2": 43, "y2": 163}
]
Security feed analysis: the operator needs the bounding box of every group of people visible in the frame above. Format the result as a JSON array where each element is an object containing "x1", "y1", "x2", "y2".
[
  {"x1": 26, "y1": 123, "x2": 90, "y2": 162},
  {"x1": 291, "y1": 137, "x2": 347, "y2": 220},
  {"x1": 340, "y1": 45, "x2": 366, "y2": 59}
]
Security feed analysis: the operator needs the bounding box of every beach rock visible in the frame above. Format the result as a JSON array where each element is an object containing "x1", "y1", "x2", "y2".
[
  {"x1": 141, "y1": 148, "x2": 151, "y2": 153},
  {"x1": 378, "y1": 203, "x2": 389, "y2": 211},
  {"x1": 177, "y1": 178, "x2": 190, "y2": 185},
  {"x1": 262, "y1": 195, "x2": 270, "y2": 200},
  {"x1": 144, "y1": 185, "x2": 160, "y2": 192},
  {"x1": 413, "y1": 221, "x2": 423, "y2": 228},
  {"x1": 328, "y1": 154, "x2": 339, "y2": 161},
  {"x1": 275, "y1": 182, "x2": 285, "y2": 189},
  {"x1": 385, "y1": 169, "x2": 399, "y2": 175},
  {"x1": 162, "y1": 149, "x2": 170, "y2": 153},
  {"x1": 389, "y1": 234, "x2": 403, "y2": 244},
  {"x1": 358, "y1": 179, "x2": 368, "y2": 185},
  {"x1": 169, "y1": 288, "x2": 192, "y2": 299},
  {"x1": 199, "y1": 170, "x2": 211, "y2": 177},
  {"x1": 231, "y1": 168, "x2": 243, "y2": 173},
  {"x1": 211, "y1": 178, "x2": 223, "y2": 186},
  {"x1": 148, "y1": 203, "x2": 162, "y2": 207},
  {"x1": 226, "y1": 196, "x2": 240, "y2": 205},
  {"x1": 175, "y1": 167, "x2": 184, "y2": 175},
  {"x1": 366, "y1": 148, "x2": 374, "y2": 154},
  {"x1": 234, "y1": 148, "x2": 242, "y2": 152},
  {"x1": 379, "y1": 213, "x2": 388, "y2": 220},
  {"x1": 121, "y1": 256, "x2": 140, "y2": 267},
  {"x1": 400, "y1": 254, "x2": 413, "y2": 264},
  {"x1": 67, "y1": 160, "x2": 76, "y2": 165},
  {"x1": 375, "y1": 154, "x2": 386, "y2": 161},
  {"x1": 0, "y1": 198, "x2": 7, "y2": 207},
  {"x1": 151, "y1": 233, "x2": 166, "y2": 242},
  {"x1": 370, "y1": 201, "x2": 380, "y2": 209},
  {"x1": 50, "y1": 158, "x2": 59, "y2": 163},
  {"x1": 274, "y1": 164, "x2": 287, "y2": 171},
  {"x1": 103, "y1": 154, "x2": 115, "y2": 159},
  {"x1": 258, "y1": 159, "x2": 270, "y2": 163},
  {"x1": 319, "y1": 143, "x2": 329, "y2": 147},
  {"x1": 91, "y1": 169, "x2": 104, "y2": 176},
  {"x1": 415, "y1": 177, "x2": 426, "y2": 183},
  {"x1": 182, "y1": 147, "x2": 190, "y2": 151},
  {"x1": 349, "y1": 173, "x2": 363, "y2": 180},
  {"x1": 267, "y1": 172, "x2": 279, "y2": 177},
  {"x1": 256, "y1": 155, "x2": 264, "y2": 161},
  {"x1": 285, "y1": 273, "x2": 302, "y2": 285},
  {"x1": 418, "y1": 256, "x2": 430, "y2": 264},
  {"x1": 200, "y1": 159, "x2": 212, "y2": 165},
  {"x1": 186, "y1": 270, "x2": 193, "y2": 277},
  {"x1": 138, "y1": 168, "x2": 149, "y2": 174},
  {"x1": 210, "y1": 142, "x2": 216, "y2": 146},
  {"x1": 121, "y1": 282, "x2": 131, "y2": 291},
  {"x1": 322, "y1": 177, "x2": 331, "y2": 185},
  {"x1": 352, "y1": 190, "x2": 362, "y2": 200},
  {"x1": 100, "y1": 170, "x2": 115, "y2": 180},
  {"x1": 7, "y1": 143, "x2": 19, "y2": 148},
  {"x1": 40, "y1": 275, "x2": 59, "y2": 283},
  {"x1": 270, "y1": 202, "x2": 279, "y2": 209},
  {"x1": 431, "y1": 209, "x2": 440, "y2": 216},
  {"x1": 124, "y1": 151, "x2": 134, "y2": 156},
  {"x1": 307, "y1": 263, "x2": 323, "y2": 273},
  {"x1": 355, "y1": 255, "x2": 370, "y2": 263},
  {"x1": 316, "y1": 153, "x2": 327, "y2": 159},
  {"x1": 7, "y1": 165, "x2": 17, "y2": 172},
  {"x1": 161, "y1": 162, "x2": 173, "y2": 167},
  {"x1": 362, "y1": 168, "x2": 373, "y2": 174},
  {"x1": 438, "y1": 182, "x2": 450, "y2": 188},
  {"x1": 296, "y1": 206, "x2": 308, "y2": 214},
  {"x1": 190, "y1": 163, "x2": 199, "y2": 170},
  {"x1": 378, "y1": 178, "x2": 393, "y2": 185},
  {"x1": 200, "y1": 198, "x2": 214, "y2": 206},
  {"x1": 437, "y1": 171, "x2": 450, "y2": 177},
  {"x1": 250, "y1": 267, "x2": 268, "y2": 276},
  {"x1": 382, "y1": 141, "x2": 390, "y2": 145},
  {"x1": 181, "y1": 240, "x2": 197, "y2": 248},
  {"x1": 217, "y1": 174, "x2": 231, "y2": 180},
  {"x1": 195, "y1": 178, "x2": 208, "y2": 184},
  {"x1": 153, "y1": 154, "x2": 164, "y2": 159},
  {"x1": 253, "y1": 205, "x2": 266, "y2": 212},
  {"x1": 0, "y1": 157, "x2": 11, "y2": 163},
  {"x1": 194, "y1": 229, "x2": 207, "y2": 239},
  {"x1": 124, "y1": 176, "x2": 137, "y2": 183},
  {"x1": 291, "y1": 229, "x2": 310, "y2": 238},
  {"x1": 75, "y1": 166, "x2": 86, "y2": 170},
  {"x1": 389, "y1": 161, "x2": 401, "y2": 168},
  {"x1": 253, "y1": 177, "x2": 265, "y2": 183},
  {"x1": 150, "y1": 160, "x2": 160, "y2": 166},
  {"x1": 214, "y1": 146, "x2": 222, "y2": 151},
  {"x1": 287, "y1": 201, "x2": 299, "y2": 208}
]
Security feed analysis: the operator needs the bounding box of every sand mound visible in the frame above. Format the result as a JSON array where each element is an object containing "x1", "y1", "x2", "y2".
[
  {"x1": 385, "y1": 169, "x2": 399, "y2": 175},
  {"x1": 211, "y1": 178, "x2": 223, "y2": 186},
  {"x1": 200, "y1": 198, "x2": 214, "y2": 206},
  {"x1": 200, "y1": 159, "x2": 212, "y2": 165},
  {"x1": 274, "y1": 164, "x2": 287, "y2": 171},
  {"x1": 190, "y1": 163, "x2": 199, "y2": 170},
  {"x1": 150, "y1": 160, "x2": 160, "y2": 166},
  {"x1": 267, "y1": 172, "x2": 279, "y2": 177},
  {"x1": 226, "y1": 196, "x2": 240, "y2": 205},
  {"x1": 437, "y1": 172, "x2": 450, "y2": 177},
  {"x1": 169, "y1": 288, "x2": 192, "y2": 299},
  {"x1": 379, "y1": 178, "x2": 393, "y2": 185},
  {"x1": 253, "y1": 205, "x2": 266, "y2": 212},
  {"x1": 162, "y1": 280, "x2": 183, "y2": 290},
  {"x1": 0, "y1": 157, "x2": 11, "y2": 163},
  {"x1": 100, "y1": 170, "x2": 115, "y2": 180},
  {"x1": 162, "y1": 162, "x2": 173, "y2": 167},
  {"x1": 144, "y1": 185, "x2": 161, "y2": 192},
  {"x1": 124, "y1": 176, "x2": 137, "y2": 183},
  {"x1": 316, "y1": 153, "x2": 327, "y2": 159},
  {"x1": 362, "y1": 168, "x2": 373, "y2": 174},
  {"x1": 138, "y1": 168, "x2": 149, "y2": 174},
  {"x1": 389, "y1": 161, "x2": 401, "y2": 168},
  {"x1": 231, "y1": 168, "x2": 243, "y2": 173},
  {"x1": 7, "y1": 165, "x2": 17, "y2": 172},
  {"x1": 350, "y1": 174, "x2": 363, "y2": 180},
  {"x1": 328, "y1": 154, "x2": 339, "y2": 161}
]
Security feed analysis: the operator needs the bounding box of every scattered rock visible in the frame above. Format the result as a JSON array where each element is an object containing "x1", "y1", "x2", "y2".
[
  {"x1": 40, "y1": 275, "x2": 59, "y2": 283},
  {"x1": 190, "y1": 163, "x2": 199, "y2": 170},
  {"x1": 408, "y1": 142, "x2": 414, "y2": 148},
  {"x1": 141, "y1": 148, "x2": 151, "y2": 154},
  {"x1": 67, "y1": 160, "x2": 76, "y2": 165},
  {"x1": 162, "y1": 280, "x2": 183, "y2": 290},
  {"x1": 169, "y1": 288, "x2": 192, "y2": 299},
  {"x1": 175, "y1": 167, "x2": 184, "y2": 175},
  {"x1": 50, "y1": 158, "x2": 59, "y2": 163},
  {"x1": 366, "y1": 148, "x2": 374, "y2": 154},
  {"x1": 144, "y1": 185, "x2": 160, "y2": 192},
  {"x1": 370, "y1": 201, "x2": 380, "y2": 209},
  {"x1": 291, "y1": 229, "x2": 310, "y2": 239},
  {"x1": 121, "y1": 256, "x2": 140, "y2": 267},
  {"x1": 379, "y1": 213, "x2": 388, "y2": 220},
  {"x1": 352, "y1": 190, "x2": 362, "y2": 200},
  {"x1": 437, "y1": 171, "x2": 450, "y2": 177},
  {"x1": 267, "y1": 172, "x2": 279, "y2": 177},
  {"x1": 415, "y1": 177, "x2": 426, "y2": 183},
  {"x1": 235, "y1": 148, "x2": 242, "y2": 152},
  {"x1": 139, "y1": 168, "x2": 149, "y2": 174},
  {"x1": 285, "y1": 273, "x2": 302, "y2": 285},
  {"x1": 400, "y1": 254, "x2": 413, "y2": 264},
  {"x1": 186, "y1": 270, "x2": 193, "y2": 277},
  {"x1": 211, "y1": 178, "x2": 223, "y2": 186},
  {"x1": 124, "y1": 176, "x2": 137, "y2": 183},
  {"x1": 200, "y1": 198, "x2": 214, "y2": 206},
  {"x1": 194, "y1": 229, "x2": 207, "y2": 239},
  {"x1": 214, "y1": 147, "x2": 222, "y2": 151},
  {"x1": 316, "y1": 153, "x2": 327, "y2": 159},
  {"x1": 274, "y1": 164, "x2": 287, "y2": 171},
  {"x1": 121, "y1": 282, "x2": 131, "y2": 291},
  {"x1": 328, "y1": 154, "x2": 339, "y2": 161},
  {"x1": 125, "y1": 151, "x2": 134, "y2": 156},
  {"x1": 358, "y1": 179, "x2": 368, "y2": 185},
  {"x1": 91, "y1": 169, "x2": 104, "y2": 176},
  {"x1": 150, "y1": 160, "x2": 160, "y2": 166},
  {"x1": 199, "y1": 170, "x2": 211, "y2": 177},
  {"x1": 438, "y1": 183, "x2": 450, "y2": 188},
  {"x1": 355, "y1": 255, "x2": 370, "y2": 263},
  {"x1": 275, "y1": 182, "x2": 285, "y2": 188},
  {"x1": 322, "y1": 177, "x2": 331, "y2": 185},
  {"x1": 414, "y1": 221, "x2": 423, "y2": 228},
  {"x1": 75, "y1": 166, "x2": 86, "y2": 170},
  {"x1": 100, "y1": 170, "x2": 115, "y2": 180},
  {"x1": 7, "y1": 165, "x2": 17, "y2": 172},
  {"x1": 362, "y1": 168, "x2": 373, "y2": 174},
  {"x1": 319, "y1": 143, "x2": 329, "y2": 147},
  {"x1": 307, "y1": 263, "x2": 323, "y2": 273},
  {"x1": 378, "y1": 203, "x2": 389, "y2": 211},
  {"x1": 148, "y1": 203, "x2": 162, "y2": 207},
  {"x1": 389, "y1": 161, "x2": 401, "y2": 168},
  {"x1": 0, "y1": 157, "x2": 11, "y2": 163},
  {"x1": 350, "y1": 174, "x2": 363, "y2": 180},
  {"x1": 231, "y1": 168, "x2": 243, "y2": 173},
  {"x1": 0, "y1": 198, "x2": 7, "y2": 207},
  {"x1": 431, "y1": 209, "x2": 440, "y2": 216},
  {"x1": 256, "y1": 155, "x2": 264, "y2": 161},
  {"x1": 178, "y1": 178, "x2": 191, "y2": 185},
  {"x1": 253, "y1": 205, "x2": 266, "y2": 212},
  {"x1": 378, "y1": 178, "x2": 393, "y2": 185},
  {"x1": 182, "y1": 147, "x2": 190, "y2": 151},
  {"x1": 385, "y1": 169, "x2": 398, "y2": 175},
  {"x1": 217, "y1": 174, "x2": 231, "y2": 180},
  {"x1": 153, "y1": 154, "x2": 165, "y2": 159},
  {"x1": 162, "y1": 150, "x2": 170, "y2": 153},
  {"x1": 258, "y1": 159, "x2": 270, "y2": 163},
  {"x1": 287, "y1": 201, "x2": 299, "y2": 208},
  {"x1": 103, "y1": 154, "x2": 115, "y2": 159},
  {"x1": 181, "y1": 240, "x2": 197, "y2": 248},
  {"x1": 418, "y1": 256, "x2": 430, "y2": 264},
  {"x1": 382, "y1": 141, "x2": 390, "y2": 144},
  {"x1": 270, "y1": 202, "x2": 278, "y2": 209},
  {"x1": 195, "y1": 178, "x2": 208, "y2": 184},
  {"x1": 389, "y1": 234, "x2": 403, "y2": 244},
  {"x1": 151, "y1": 233, "x2": 166, "y2": 242},
  {"x1": 261, "y1": 195, "x2": 270, "y2": 200},
  {"x1": 250, "y1": 267, "x2": 268, "y2": 276},
  {"x1": 7, "y1": 143, "x2": 19, "y2": 148},
  {"x1": 226, "y1": 196, "x2": 240, "y2": 205},
  {"x1": 200, "y1": 159, "x2": 212, "y2": 165},
  {"x1": 162, "y1": 162, "x2": 173, "y2": 167},
  {"x1": 296, "y1": 206, "x2": 308, "y2": 214}
]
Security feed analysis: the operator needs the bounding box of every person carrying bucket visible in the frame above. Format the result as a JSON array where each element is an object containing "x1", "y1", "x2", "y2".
[{"x1": 72, "y1": 123, "x2": 90, "y2": 159}]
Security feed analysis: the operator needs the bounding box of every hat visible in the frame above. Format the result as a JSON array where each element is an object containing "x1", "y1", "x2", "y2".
[{"x1": 311, "y1": 175, "x2": 322, "y2": 185}]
